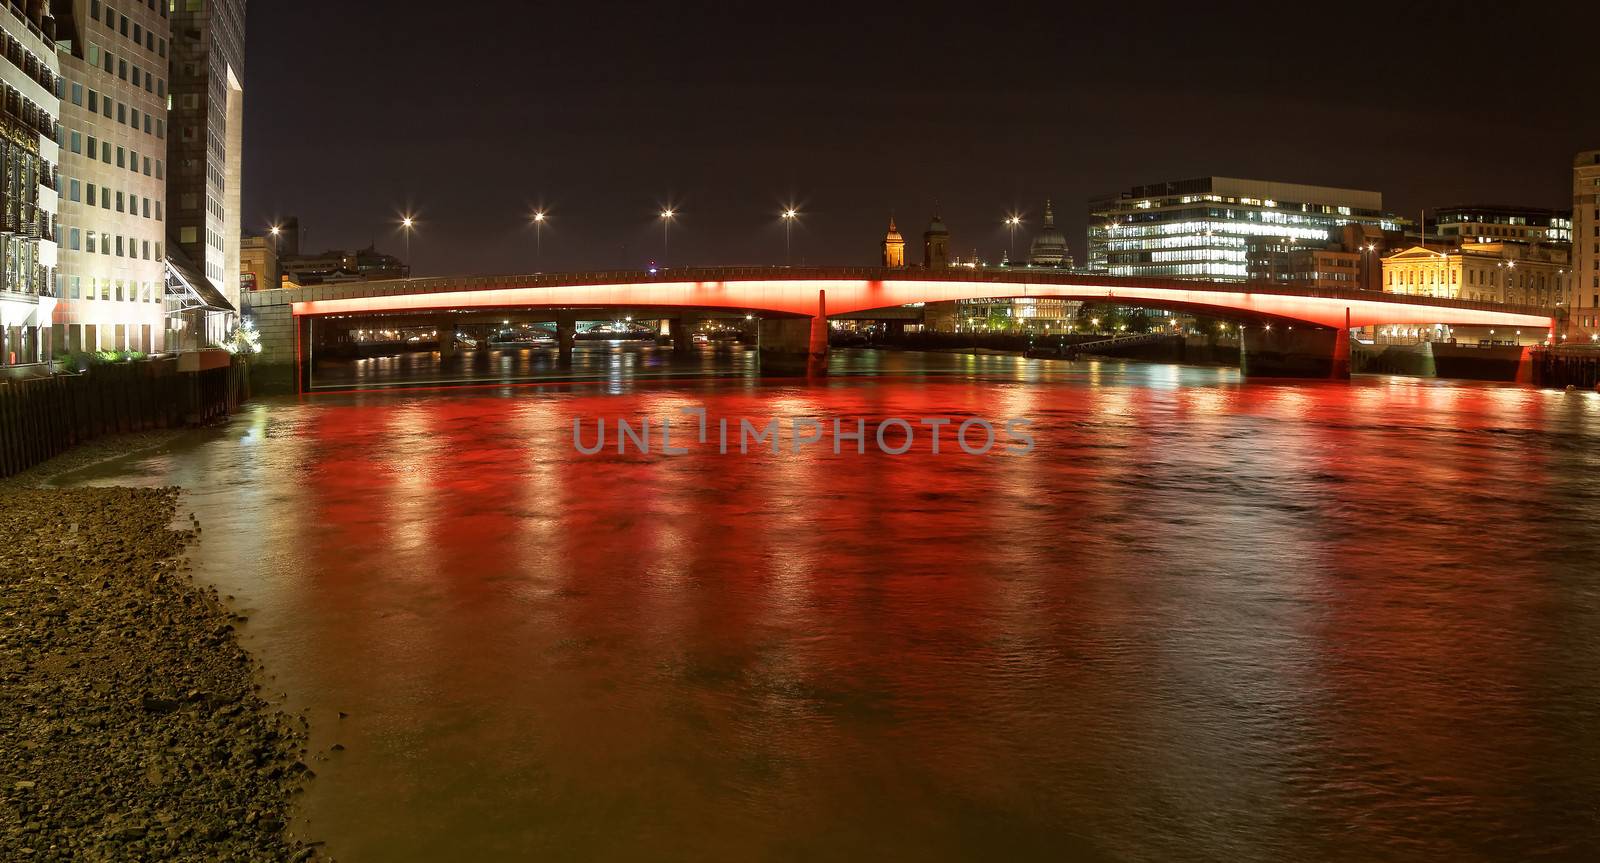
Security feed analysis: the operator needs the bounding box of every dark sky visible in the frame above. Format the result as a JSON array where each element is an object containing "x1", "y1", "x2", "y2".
[{"x1": 243, "y1": 1, "x2": 1600, "y2": 276}]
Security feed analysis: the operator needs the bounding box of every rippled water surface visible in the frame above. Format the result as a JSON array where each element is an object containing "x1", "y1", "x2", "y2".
[{"x1": 67, "y1": 350, "x2": 1600, "y2": 861}]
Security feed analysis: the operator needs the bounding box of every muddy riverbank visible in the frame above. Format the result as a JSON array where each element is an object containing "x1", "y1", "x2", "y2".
[{"x1": 1, "y1": 467, "x2": 326, "y2": 861}]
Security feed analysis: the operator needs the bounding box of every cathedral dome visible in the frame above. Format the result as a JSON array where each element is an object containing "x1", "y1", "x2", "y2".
[{"x1": 1029, "y1": 199, "x2": 1070, "y2": 267}]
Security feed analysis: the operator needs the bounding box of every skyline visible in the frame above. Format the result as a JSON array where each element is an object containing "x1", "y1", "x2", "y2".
[{"x1": 243, "y1": 1, "x2": 1600, "y2": 274}]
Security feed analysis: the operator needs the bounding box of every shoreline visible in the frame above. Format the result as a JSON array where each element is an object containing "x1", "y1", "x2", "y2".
[{"x1": 1, "y1": 437, "x2": 328, "y2": 861}]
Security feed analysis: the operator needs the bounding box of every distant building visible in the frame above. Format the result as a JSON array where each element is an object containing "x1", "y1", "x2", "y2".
[
  {"x1": 240, "y1": 232, "x2": 279, "y2": 292},
  {"x1": 52, "y1": 0, "x2": 171, "y2": 355},
  {"x1": 1087, "y1": 177, "x2": 1404, "y2": 282},
  {"x1": 0, "y1": 2, "x2": 60, "y2": 366},
  {"x1": 1432, "y1": 205, "x2": 1572, "y2": 246},
  {"x1": 281, "y1": 245, "x2": 407, "y2": 287},
  {"x1": 1027, "y1": 199, "x2": 1071, "y2": 267},
  {"x1": 167, "y1": 0, "x2": 244, "y2": 308},
  {"x1": 1570, "y1": 150, "x2": 1600, "y2": 338},
  {"x1": 881, "y1": 216, "x2": 905, "y2": 268},
  {"x1": 923, "y1": 213, "x2": 949, "y2": 268},
  {"x1": 1245, "y1": 238, "x2": 1360, "y2": 289},
  {"x1": 1382, "y1": 242, "x2": 1569, "y2": 307}
]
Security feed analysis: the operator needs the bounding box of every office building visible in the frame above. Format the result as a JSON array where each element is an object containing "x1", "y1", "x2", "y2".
[
  {"x1": 167, "y1": 0, "x2": 243, "y2": 308},
  {"x1": 1087, "y1": 177, "x2": 1404, "y2": 282},
  {"x1": 1432, "y1": 205, "x2": 1572, "y2": 246},
  {"x1": 0, "y1": 1, "x2": 60, "y2": 367},
  {"x1": 51, "y1": 0, "x2": 169, "y2": 354}
]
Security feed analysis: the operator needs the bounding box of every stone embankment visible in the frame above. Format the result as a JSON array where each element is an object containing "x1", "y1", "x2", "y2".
[{"x1": 1, "y1": 475, "x2": 326, "y2": 861}]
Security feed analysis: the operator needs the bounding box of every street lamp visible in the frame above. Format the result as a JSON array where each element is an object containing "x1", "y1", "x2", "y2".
[
  {"x1": 1005, "y1": 214, "x2": 1022, "y2": 262},
  {"x1": 400, "y1": 215, "x2": 416, "y2": 275},
  {"x1": 659, "y1": 207, "x2": 676, "y2": 266},
  {"x1": 781, "y1": 207, "x2": 799, "y2": 266},
  {"x1": 531, "y1": 210, "x2": 547, "y2": 266}
]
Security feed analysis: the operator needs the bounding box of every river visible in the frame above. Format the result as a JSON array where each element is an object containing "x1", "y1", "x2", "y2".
[{"x1": 61, "y1": 348, "x2": 1600, "y2": 861}]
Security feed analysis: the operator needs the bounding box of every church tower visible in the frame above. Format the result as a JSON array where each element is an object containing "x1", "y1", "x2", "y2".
[
  {"x1": 882, "y1": 217, "x2": 906, "y2": 268},
  {"x1": 924, "y1": 213, "x2": 950, "y2": 268}
]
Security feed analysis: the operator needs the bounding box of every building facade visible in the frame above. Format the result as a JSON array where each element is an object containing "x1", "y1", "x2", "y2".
[
  {"x1": 1383, "y1": 242, "x2": 1569, "y2": 307},
  {"x1": 239, "y1": 229, "x2": 277, "y2": 291},
  {"x1": 51, "y1": 0, "x2": 169, "y2": 354},
  {"x1": 280, "y1": 245, "x2": 406, "y2": 287},
  {"x1": 167, "y1": 0, "x2": 243, "y2": 309},
  {"x1": 1087, "y1": 177, "x2": 1403, "y2": 282},
  {"x1": 1433, "y1": 205, "x2": 1572, "y2": 246},
  {"x1": 1571, "y1": 150, "x2": 1600, "y2": 338},
  {"x1": 0, "y1": 2, "x2": 61, "y2": 367},
  {"x1": 1245, "y1": 238, "x2": 1360, "y2": 289}
]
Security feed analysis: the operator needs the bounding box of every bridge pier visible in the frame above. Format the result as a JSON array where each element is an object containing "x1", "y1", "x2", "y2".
[
  {"x1": 759, "y1": 290, "x2": 829, "y2": 377},
  {"x1": 669, "y1": 317, "x2": 696, "y2": 356},
  {"x1": 556, "y1": 314, "x2": 575, "y2": 366},
  {"x1": 1240, "y1": 326, "x2": 1351, "y2": 380},
  {"x1": 437, "y1": 323, "x2": 457, "y2": 360}
]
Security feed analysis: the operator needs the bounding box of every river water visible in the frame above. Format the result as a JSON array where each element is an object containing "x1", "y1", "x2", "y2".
[{"x1": 62, "y1": 348, "x2": 1600, "y2": 861}]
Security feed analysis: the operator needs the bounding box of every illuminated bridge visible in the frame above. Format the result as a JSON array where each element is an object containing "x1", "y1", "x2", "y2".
[{"x1": 241, "y1": 266, "x2": 1556, "y2": 390}]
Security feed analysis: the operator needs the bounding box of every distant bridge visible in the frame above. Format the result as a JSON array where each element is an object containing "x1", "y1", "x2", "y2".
[{"x1": 241, "y1": 266, "x2": 1555, "y2": 388}]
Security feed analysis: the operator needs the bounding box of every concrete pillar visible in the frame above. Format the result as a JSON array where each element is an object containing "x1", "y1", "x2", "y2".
[
  {"x1": 1239, "y1": 326, "x2": 1350, "y2": 380},
  {"x1": 556, "y1": 314, "x2": 576, "y2": 366},
  {"x1": 758, "y1": 290, "x2": 829, "y2": 377},
  {"x1": 671, "y1": 316, "x2": 696, "y2": 357},
  {"x1": 437, "y1": 322, "x2": 457, "y2": 359}
]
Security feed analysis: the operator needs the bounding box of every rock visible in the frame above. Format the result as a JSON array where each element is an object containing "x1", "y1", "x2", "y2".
[
  {"x1": 14, "y1": 779, "x2": 37, "y2": 790},
  {"x1": 141, "y1": 695, "x2": 180, "y2": 714}
]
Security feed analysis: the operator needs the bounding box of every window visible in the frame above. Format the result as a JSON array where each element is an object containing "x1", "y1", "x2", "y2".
[
  {"x1": 69, "y1": 179, "x2": 80, "y2": 202},
  {"x1": 88, "y1": 44, "x2": 100, "y2": 66},
  {"x1": 103, "y1": 97, "x2": 112, "y2": 119},
  {"x1": 117, "y1": 103, "x2": 125, "y2": 124},
  {"x1": 88, "y1": 90, "x2": 98, "y2": 112},
  {"x1": 71, "y1": 83, "x2": 83, "y2": 106},
  {"x1": 101, "y1": 187, "x2": 110, "y2": 209},
  {"x1": 142, "y1": 156, "x2": 150, "y2": 175},
  {"x1": 131, "y1": 67, "x2": 140, "y2": 88},
  {"x1": 70, "y1": 131, "x2": 80, "y2": 154},
  {"x1": 116, "y1": 191, "x2": 124, "y2": 212},
  {"x1": 119, "y1": 59, "x2": 128, "y2": 81},
  {"x1": 116, "y1": 236, "x2": 124, "y2": 257},
  {"x1": 142, "y1": 240, "x2": 150, "y2": 260},
  {"x1": 86, "y1": 182, "x2": 96, "y2": 202},
  {"x1": 104, "y1": 51, "x2": 113, "y2": 74},
  {"x1": 102, "y1": 141, "x2": 111, "y2": 163},
  {"x1": 142, "y1": 198, "x2": 149, "y2": 218},
  {"x1": 116, "y1": 147, "x2": 125, "y2": 168},
  {"x1": 87, "y1": 231, "x2": 97, "y2": 254},
  {"x1": 70, "y1": 228, "x2": 80, "y2": 250},
  {"x1": 120, "y1": 15, "x2": 128, "y2": 37},
  {"x1": 180, "y1": 226, "x2": 198, "y2": 244},
  {"x1": 131, "y1": 108, "x2": 140, "y2": 129},
  {"x1": 133, "y1": 23, "x2": 141, "y2": 43}
]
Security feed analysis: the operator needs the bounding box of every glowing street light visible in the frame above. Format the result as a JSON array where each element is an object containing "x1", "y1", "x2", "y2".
[
  {"x1": 399, "y1": 215, "x2": 417, "y2": 275},
  {"x1": 781, "y1": 207, "x2": 799, "y2": 266},
  {"x1": 660, "y1": 207, "x2": 677, "y2": 266},
  {"x1": 1004, "y1": 214, "x2": 1022, "y2": 261},
  {"x1": 531, "y1": 209, "x2": 548, "y2": 265}
]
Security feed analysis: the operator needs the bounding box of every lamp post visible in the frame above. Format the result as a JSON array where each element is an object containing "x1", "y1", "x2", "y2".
[
  {"x1": 1005, "y1": 214, "x2": 1022, "y2": 262},
  {"x1": 660, "y1": 207, "x2": 676, "y2": 266},
  {"x1": 531, "y1": 210, "x2": 547, "y2": 267},
  {"x1": 400, "y1": 216, "x2": 416, "y2": 276},
  {"x1": 782, "y1": 208, "x2": 798, "y2": 266}
]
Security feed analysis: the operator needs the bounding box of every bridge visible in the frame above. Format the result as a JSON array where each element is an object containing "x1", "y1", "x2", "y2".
[{"x1": 240, "y1": 266, "x2": 1556, "y2": 390}]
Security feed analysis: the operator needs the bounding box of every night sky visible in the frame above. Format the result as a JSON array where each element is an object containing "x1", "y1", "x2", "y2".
[{"x1": 244, "y1": 1, "x2": 1600, "y2": 276}]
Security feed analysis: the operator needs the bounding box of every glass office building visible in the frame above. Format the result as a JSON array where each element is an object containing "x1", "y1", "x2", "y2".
[{"x1": 1087, "y1": 177, "x2": 1404, "y2": 282}]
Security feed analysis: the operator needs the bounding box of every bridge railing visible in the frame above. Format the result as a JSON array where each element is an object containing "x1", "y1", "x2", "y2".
[{"x1": 265, "y1": 265, "x2": 1554, "y2": 321}]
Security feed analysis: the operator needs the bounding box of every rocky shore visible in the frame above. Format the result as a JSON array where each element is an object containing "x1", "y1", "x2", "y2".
[{"x1": 1, "y1": 481, "x2": 325, "y2": 861}]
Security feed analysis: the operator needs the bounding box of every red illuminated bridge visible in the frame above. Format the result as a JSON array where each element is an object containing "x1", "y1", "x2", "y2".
[{"x1": 239, "y1": 266, "x2": 1557, "y2": 387}]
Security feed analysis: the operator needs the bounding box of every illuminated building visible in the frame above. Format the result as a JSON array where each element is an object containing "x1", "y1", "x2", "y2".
[
  {"x1": 881, "y1": 216, "x2": 905, "y2": 268},
  {"x1": 240, "y1": 231, "x2": 278, "y2": 291},
  {"x1": 1027, "y1": 199, "x2": 1071, "y2": 267},
  {"x1": 1432, "y1": 205, "x2": 1571, "y2": 246},
  {"x1": 51, "y1": 0, "x2": 170, "y2": 354},
  {"x1": 0, "y1": 1, "x2": 60, "y2": 366},
  {"x1": 279, "y1": 245, "x2": 407, "y2": 287},
  {"x1": 923, "y1": 213, "x2": 949, "y2": 268},
  {"x1": 167, "y1": 0, "x2": 244, "y2": 309},
  {"x1": 1087, "y1": 177, "x2": 1403, "y2": 282},
  {"x1": 1382, "y1": 242, "x2": 1568, "y2": 306},
  {"x1": 1570, "y1": 150, "x2": 1600, "y2": 337},
  {"x1": 1245, "y1": 238, "x2": 1359, "y2": 288}
]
